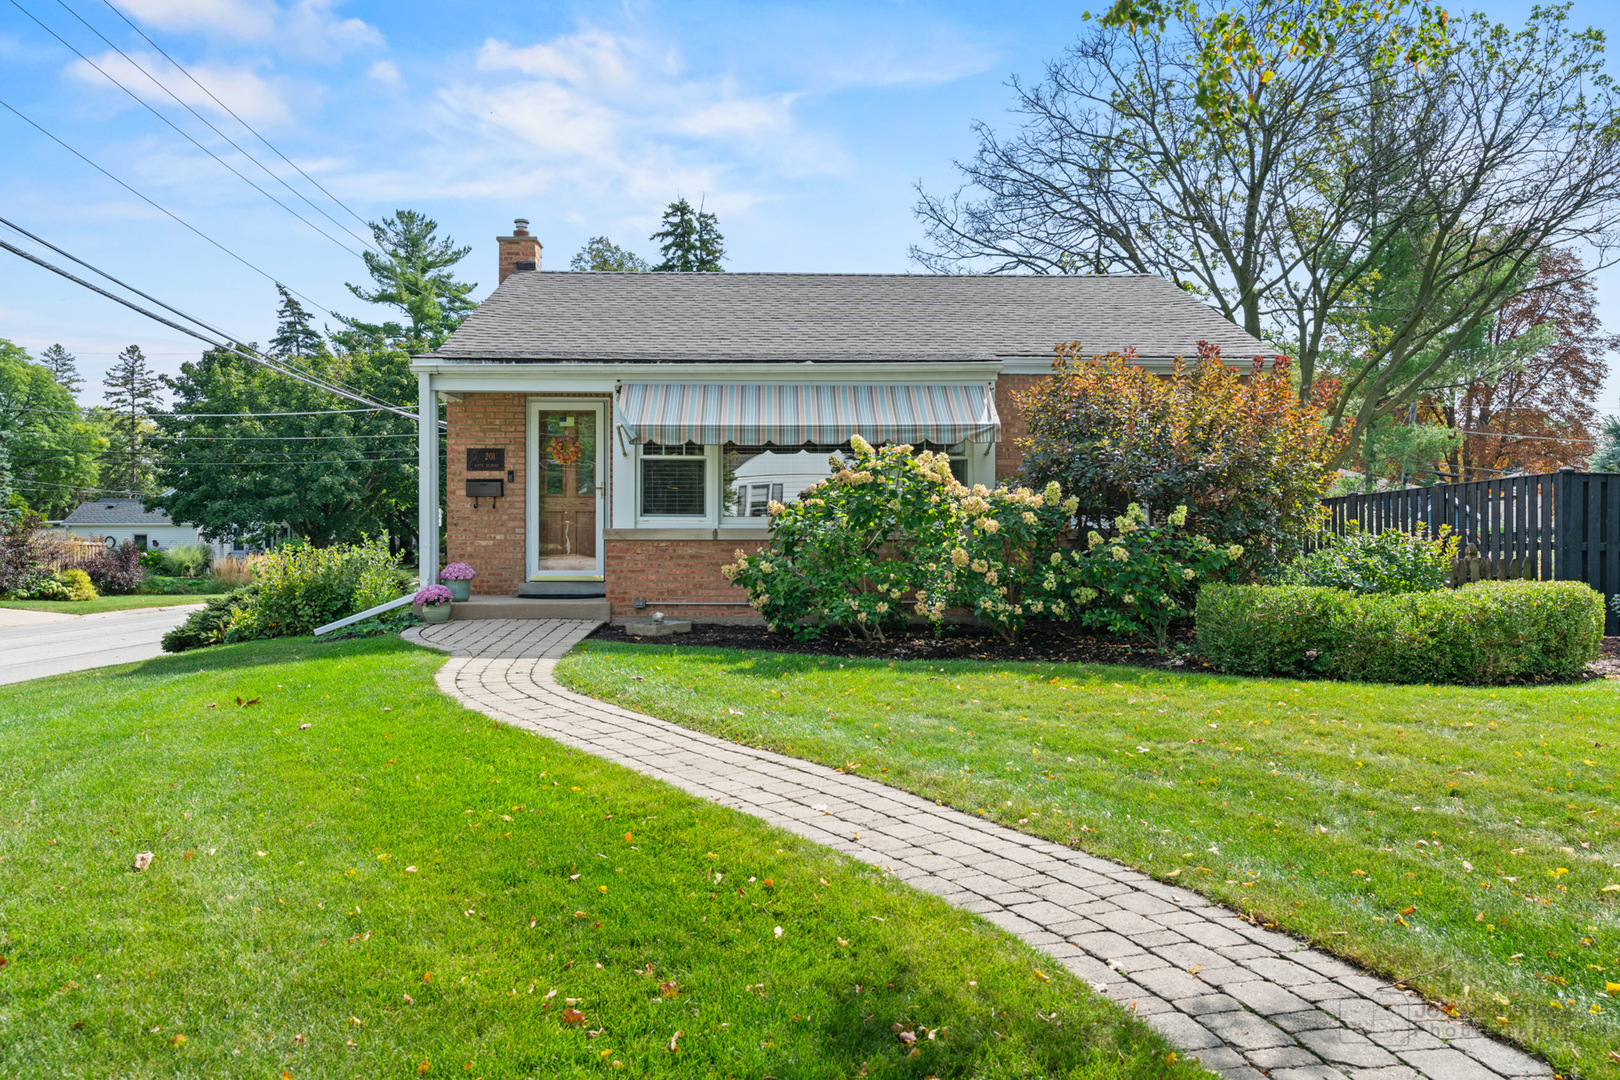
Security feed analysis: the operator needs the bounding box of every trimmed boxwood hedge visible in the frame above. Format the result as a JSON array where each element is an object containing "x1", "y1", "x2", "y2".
[{"x1": 1196, "y1": 580, "x2": 1604, "y2": 684}]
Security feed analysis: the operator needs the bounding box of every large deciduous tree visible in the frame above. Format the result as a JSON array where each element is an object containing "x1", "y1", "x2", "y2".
[
  {"x1": 0, "y1": 339, "x2": 102, "y2": 518},
  {"x1": 570, "y1": 236, "x2": 651, "y2": 272},
  {"x1": 152, "y1": 292, "x2": 420, "y2": 547},
  {"x1": 1421, "y1": 248, "x2": 1617, "y2": 480},
  {"x1": 336, "y1": 210, "x2": 477, "y2": 351},
  {"x1": 914, "y1": 2, "x2": 1620, "y2": 464},
  {"x1": 651, "y1": 198, "x2": 725, "y2": 272}
]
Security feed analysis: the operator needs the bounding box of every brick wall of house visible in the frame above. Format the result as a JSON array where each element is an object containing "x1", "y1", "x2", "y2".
[
  {"x1": 605, "y1": 538, "x2": 766, "y2": 621},
  {"x1": 993, "y1": 373, "x2": 1054, "y2": 482},
  {"x1": 444, "y1": 393, "x2": 528, "y2": 594}
]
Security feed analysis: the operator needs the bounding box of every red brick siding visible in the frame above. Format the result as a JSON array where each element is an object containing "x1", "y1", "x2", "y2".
[
  {"x1": 605, "y1": 539, "x2": 765, "y2": 621},
  {"x1": 994, "y1": 373, "x2": 1055, "y2": 482},
  {"x1": 445, "y1": 393, "x2": 528, "y2": 594},
  {"x1": 496, "y1": 234, "x2": 543, "y2": 285}
]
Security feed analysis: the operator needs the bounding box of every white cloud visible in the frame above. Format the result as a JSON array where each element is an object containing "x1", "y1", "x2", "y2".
[
  {"x1": 367, "y1": 58, "x2": 402, "y2": 89},
  {"x1": 420, "y1": 26, "x2": 839, "y2": 212},
  {"x1": 111, "y1": 0, "x2": 382, "y2": 59},
  {"x1": 66, "y1": 49, "x2": 298, "y2": 126}
]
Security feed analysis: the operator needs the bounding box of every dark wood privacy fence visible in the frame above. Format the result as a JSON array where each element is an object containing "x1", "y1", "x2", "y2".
[{"x1": 1320, "y1": 469, "x2": 1620, "y2": 635}]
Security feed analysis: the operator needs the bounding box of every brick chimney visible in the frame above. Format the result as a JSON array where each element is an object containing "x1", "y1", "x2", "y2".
[{"x1": 497, "y1": 218, "x2": 542, "y2": 284}]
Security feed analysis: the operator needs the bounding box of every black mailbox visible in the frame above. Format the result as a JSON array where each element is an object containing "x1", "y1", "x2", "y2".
[{"x1": 465, "y1": 479, "x2": 504, "y2": 498}]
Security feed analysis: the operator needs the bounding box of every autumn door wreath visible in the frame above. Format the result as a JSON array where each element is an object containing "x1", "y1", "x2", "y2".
[{"x1": 548, "y1": 435, "x2": 583, "y2": 465}]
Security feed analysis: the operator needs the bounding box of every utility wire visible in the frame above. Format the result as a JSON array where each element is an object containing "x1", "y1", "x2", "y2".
[
  {"x1": 97, "y1": 0, "x2": 376, "y2": 236},
  {"x1": 0, "y1": 96, "x2": 339, "y2": 322},
  {"x1": 56, "y1": 0, "x2": 377, "y2": 253},
  {"x1": 10, "y1": 405, "x2": 392, "y2": 417},
  {"x1": 0, "y1": 214, "x2": 415, "y2": 417},
  {"x1": 0, "y1": 234, "x2": 425, "y2": 422},
  {"x1": 13, "y1": 454, "x2": 418, "y2": 465},
  {"x1": 7, "y1": 0, "x2": 365, "y2": 261}
]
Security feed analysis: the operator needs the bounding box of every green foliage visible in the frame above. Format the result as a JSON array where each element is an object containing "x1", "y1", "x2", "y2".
[
  {"x1": 1196, "y1": 580, "x2": 1604, "y2": 684},
  {"x1": 14, "y1": 572, "x2": 71, "y2": 601},
  {"x1": 1042, "y1": 504, "x2": 1243, "y2": 649},
  {"x1": 0, "y1": 338, "x2": 103, "y2": 518},
  {"x1": 1285, "y1": 523, "x2": 1457, "y2": 594},
  {"x1": 161, "y1": 589, "x2": 249, "y2": 653},
  {"x1": 99, "y1": 344, "x2": 164, "y2": 497},
  {"x1": 1590, "y1": 415, "x2": 1620, "y2": 471},
  {"x1": 723, "y1": 439, "x2": 1235, "y2": 645},
  {"x1": 154, "y1": 302, "x2": 419, "y2": 547},
  {"x1": 59, "y1": 568, "x2": 96, "y2": 601},
  {"x1": 651, "y1": 198, "x2": 725, "y2": 272},
  {"x1": 336, "y1": 210, "x2": 477, "y2": 351},
  {"x1": 225, "y1": 539, "x2": 403, "y2": 641},
  {"x1": 160, "y1": 542, "x2": 212, "y2": 578},
  {"x1": 137, "y1": 574, "x2": 229, "y2": 596},
  {"x1": 724, "y1": 440, "x2": 960, "y2": 641},
  {"x1": 570, "y1": 236, "x2": 651, "y2": 272},
  {"x1": 1016, "y1": 346, "x2": 1340, "y2": 571}
]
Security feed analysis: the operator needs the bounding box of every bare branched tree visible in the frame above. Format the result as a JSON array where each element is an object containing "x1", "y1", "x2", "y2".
[{"x1": 914, "y1": 1, "x2": 1620, "y2": 464}]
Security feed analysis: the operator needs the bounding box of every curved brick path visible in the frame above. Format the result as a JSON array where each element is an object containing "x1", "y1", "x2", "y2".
[{"x1": 404, "y1": 619, "x2": 1550, "y2": 1080}]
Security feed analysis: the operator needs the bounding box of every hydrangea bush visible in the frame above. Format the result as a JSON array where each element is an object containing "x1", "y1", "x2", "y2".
[
  {"x1": 1038, "y1": 503, "x2": 1243, "y2": 649},
  {"x1": 724, "y1": 438, "x2": 961, "y2": 640},
  {"x1": 725, "y1": 438, "x2": 1240, "y2": 645}
]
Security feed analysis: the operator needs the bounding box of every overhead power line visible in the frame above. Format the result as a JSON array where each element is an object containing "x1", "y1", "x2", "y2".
[
  {"x1": 0, "y1": 96, "x2": 338, "y2": 321},
  {"x1": 0, "y1": 228, "x2": 427, "y2": 424},
  {"x1": 11, "y1": 405, "x2": 394, "y2": 417},
  {"x1": 13, "y1": 453, "x2": 418, "y2": 465},
  {"x1": 0, "y1": 213, "x2": 392, "y2": 410},
  {"x1": 97, "y1": 0, "x2": 376, "y2": 236},
  {"x1": 8, "y1": 0, "x2": 365, "y2": 261},
  {"x1": 55, "y1": 0, "x2": 377, "y2": 254}
]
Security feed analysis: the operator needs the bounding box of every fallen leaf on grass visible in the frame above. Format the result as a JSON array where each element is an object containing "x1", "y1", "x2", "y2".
[
  {"x1": 1033, "y1": 968, "x2": 1051, "y2": 982},
  {"x1": 667, "y1": 1029, "x2": 683, "y2": 1052},
  {"x1": 660, "y1": 981, "x2": 678, "y2": 998},
  {"x1": 132, "y1": 852, "x2": 153, "y2": 871},
  {"x1": 171, "y1": 1034, "x2": 187, "y2": 1047},
  {"x1": 562, "y1": 1008, "x2": 586, "y2": 1027},
  {"x1": 402, "y1": 993, "x2": 414, "y2": 1005},
  {"x1": 298, "y1": 724, "x2": 311, "y2": 730},
  {"x1": 416, "y1": 1063, "x2": 430, "y2": 1075},
  {"x1": 837, "y1": 937, "x2": 849, "y2": 947}
]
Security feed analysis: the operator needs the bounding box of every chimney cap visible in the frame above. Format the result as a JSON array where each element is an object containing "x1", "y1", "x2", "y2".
[{"x1": 512, "y1": 217, "x2": 530, "y2": 236}]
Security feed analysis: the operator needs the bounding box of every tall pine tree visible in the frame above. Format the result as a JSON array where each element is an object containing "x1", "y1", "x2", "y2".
[
  {"x1": 651, "y1": 198, "x2": 725, "y2": 272},
  {"x1": 270, "y1": 285, "x2": 327, "y2": 359},
  {"x1": 100, "y1": 345, "x2": 163, "y2": 496},
  {"x1": 38, "y1": 344, "x2": 82, "y2": 398},
  {"x1": 336, "y1": 210, "x2": 477, "y2": 351}
]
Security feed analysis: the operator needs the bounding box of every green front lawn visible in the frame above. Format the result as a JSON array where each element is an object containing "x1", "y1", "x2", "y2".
[
  {"x1": 0, "y1": 594, "x2": 207, "y2": 614},
  {"x1": 558, "y1": 643, "x2": 1620, "y2": 1077},
  {"x1": 0, "y1": 638, "x2": 1199, "y2": 1080}
]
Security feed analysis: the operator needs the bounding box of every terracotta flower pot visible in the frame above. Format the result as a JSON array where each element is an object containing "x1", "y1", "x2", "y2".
[
  {"x1": 419, "y1": 602, "x2": 452, "y2": 624},
  {"x1": 447, "y1": 579, "x2": 472, "y2": 602}
]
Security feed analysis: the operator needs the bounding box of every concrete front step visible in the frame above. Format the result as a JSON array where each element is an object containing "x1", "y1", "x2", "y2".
[{"x1": 450, "y1": 596, "x2": 612, "y2": 621}]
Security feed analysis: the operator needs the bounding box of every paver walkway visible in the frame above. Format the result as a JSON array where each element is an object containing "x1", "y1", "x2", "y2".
[{"x1": 404, "y1": 619, "x2": 1551, "y2": 1080}]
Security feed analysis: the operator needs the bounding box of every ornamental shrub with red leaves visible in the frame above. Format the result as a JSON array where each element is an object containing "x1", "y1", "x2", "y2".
[{"x1": 1015, "y1": 342, "x2": 1346, "y2": 572}]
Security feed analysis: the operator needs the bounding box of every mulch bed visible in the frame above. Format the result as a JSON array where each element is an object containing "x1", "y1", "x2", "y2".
[
  {"x1": 585, "y1": 622, "x2": 1620, "y2": 681},
  {"x1": 586, "y1": 621, "x2": 1207, "y2": 671}
]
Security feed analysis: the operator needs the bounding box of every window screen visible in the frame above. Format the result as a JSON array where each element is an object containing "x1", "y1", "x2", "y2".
[{"x1": 640, "y1": 443, "x2": 706, "y2": 517}]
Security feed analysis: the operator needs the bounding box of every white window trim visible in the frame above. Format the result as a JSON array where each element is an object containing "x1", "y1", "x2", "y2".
[{"x1": 633, "y1": 442, "x2": 720, "y2": 528}]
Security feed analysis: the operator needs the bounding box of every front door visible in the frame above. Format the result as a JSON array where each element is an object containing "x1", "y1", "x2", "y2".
[{"x1": 527, "y1": 402, "x2": 605, "y2": 581}]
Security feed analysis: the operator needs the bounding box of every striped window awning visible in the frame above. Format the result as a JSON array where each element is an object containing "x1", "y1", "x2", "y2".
[{"x1": 616, "y1": 383, "x2": 1001, "y2": 446}]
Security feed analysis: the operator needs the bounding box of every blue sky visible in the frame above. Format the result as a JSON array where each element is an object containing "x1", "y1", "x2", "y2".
[{"x1": 3, "y1": 0, "x2": 1618, "y2": 410}]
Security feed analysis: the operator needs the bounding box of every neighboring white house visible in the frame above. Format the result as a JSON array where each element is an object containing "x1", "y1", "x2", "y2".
[{"x1": 51, "y1": 499, "x2": 244, "y2": 559}]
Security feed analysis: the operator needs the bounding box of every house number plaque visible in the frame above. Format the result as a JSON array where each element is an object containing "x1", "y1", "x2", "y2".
[{"x1": 466, "y1": 447, "x2": 505, "y2": 471}]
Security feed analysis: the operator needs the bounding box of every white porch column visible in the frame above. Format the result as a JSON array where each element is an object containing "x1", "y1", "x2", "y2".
[{"x1": 417, "y1": 371, "x2": 439, "y2": 583}]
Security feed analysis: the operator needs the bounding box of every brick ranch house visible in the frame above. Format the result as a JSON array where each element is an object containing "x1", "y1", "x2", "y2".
[{"x1": 411, "y1": 219, "x2": 1268, "y2": 622}]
